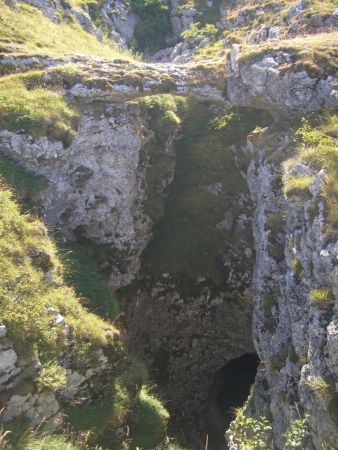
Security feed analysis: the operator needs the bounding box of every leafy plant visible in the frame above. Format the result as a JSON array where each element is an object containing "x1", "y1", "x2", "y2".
[
  {"x1": 130, "y1": 0, "x2": 171, "y2": 52},
  {"x1": 181, "y1": 22, "x2": 219, "y2": 41},
  {"x1": 284, "y1": 414, "x2": 310, "y2": 449},
  {"x1": 228, "y1": 409, "x2": 272, "y2": 449},
  {"x1": 36, "y1": 360, "x2": 67, "y2": 392}
]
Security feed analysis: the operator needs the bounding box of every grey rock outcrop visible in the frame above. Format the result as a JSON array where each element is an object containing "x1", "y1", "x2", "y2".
[
  {"x1": 227, "y1": 44, "x2": 338, "y2": 114},
  {"x1": 228, "y1": 131, "x2": 338, "y2": 448}
]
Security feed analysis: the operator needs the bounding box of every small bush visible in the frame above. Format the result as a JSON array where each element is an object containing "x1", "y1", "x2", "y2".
[
  {"x1": 36, "y1": 361, "x2": 67, "y2": 392},
  {"x1": 228, "y1": 409, "x2": 272, "y2": 449},
  {"x1": 284, "y1": 414, "x2": 310, "y2": 450},
  {"x1": 130, "y1": 0, "x2": 171, "y2": 52},
  {"x1": 309, "y1": 288, "x2": 334, "y2": 309},
  {"x1": 181, "y1": 22, "x2": 219, "y2": 41}
]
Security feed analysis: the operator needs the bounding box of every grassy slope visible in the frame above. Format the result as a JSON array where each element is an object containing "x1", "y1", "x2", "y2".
[
  {"x1": 0, "y1": 0, "x2": 131, "y2": 58},
  {"x1": 0, "y1": 181, "x2": 118, "y2": 367}
]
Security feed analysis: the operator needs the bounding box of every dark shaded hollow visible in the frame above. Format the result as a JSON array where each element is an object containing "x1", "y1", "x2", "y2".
[{"x1": 207, "y1": 353, "x2": 260, "y2": 450}]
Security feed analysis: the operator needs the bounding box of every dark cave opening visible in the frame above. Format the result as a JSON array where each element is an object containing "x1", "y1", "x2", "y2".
[{"x1": 207, "y1": 353, "x2": 260, "y2": 450}]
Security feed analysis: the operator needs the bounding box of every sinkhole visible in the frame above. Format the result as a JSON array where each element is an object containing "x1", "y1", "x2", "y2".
[{"x1": 207, "y1": 353, "x2": 260, "y2": 450}]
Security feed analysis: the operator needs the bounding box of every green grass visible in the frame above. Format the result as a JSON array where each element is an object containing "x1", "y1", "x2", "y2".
[
  {"x1": 284, "y1": 176, "x2": 313, "y2": 199},
  {"x1": 0, "y1": 183, "x2": 117, "y2": 370},
  {"x1": 130, "y1": 386, "x2": 169, "y2": 450},
  {"x1": 0, "y1": 0, "x2": 131, "y2": 58},
  {"x1": 66, "y1": 379, "x2": 168, "y2": 450},
  {"x1": 66, "y1": 379, "x2": 131, "y2": 449},
  {"x1": 0, "y1": 155, "x2": 48, "y2": 208},
  {"x1": 17, "y1": 434, "x2": 81, "y2": 450},
  {"x1": 0, "y1": 73, "x2": 79, "y2": 144},
  {"x1": 59, "y1": 240, "x2": 121, "y2": 319},
  {"x1": 237, "y1": 32, "x2": 338, "y2": 78},
  {"x1": 309, "y1": 288, "x2": 334, "y2": 309},
  {"x1": 284, "y1": 114, "x2": 338, "y2": 231}
]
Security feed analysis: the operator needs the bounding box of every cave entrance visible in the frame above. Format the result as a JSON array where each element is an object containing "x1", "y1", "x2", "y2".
[{"x1": 207, "y1": 353, "x2": 260, "y2": 450}]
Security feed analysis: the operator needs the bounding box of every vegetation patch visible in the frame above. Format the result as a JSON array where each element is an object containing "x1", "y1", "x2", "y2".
[
  {"x1": 0, "y1": 155, "x2": 47, "y2": 208},
  {"x1": 0, "y1": 183, "x2": 117, "y2": 368},
  {"x1": 0, "y1": 0, "x2": 131, "y2": 58},
  {"x1": 130, "y1": 386, "x2": 169, "y2": 450},
  {"x1": 284, "y1": 176, "x2": 313, "y2": 199},
  {"x1": 309, "y1": 288, "x2": 334, "y2": 309},
  {"x1": 59, "y1": 240, "x2": 120, "y2": 319},
  {"x1": 291, "y1": 258, "x2": 303, "y2": 274},
  {"x1": 181, "y1": 22, "x2": 219, "y2": 41},
  {"x1": 283, "y1": 114, "x2": 338, "y2": 235},
  {"x1": 130, "y1": 0, "x2": 172, "y2": 52},
  {"x1": 237, "y1": 32, "x2": 338, "y2": 78},
  {"x1": 0, "y1": 73, "x2": 79, "y2": 144}
]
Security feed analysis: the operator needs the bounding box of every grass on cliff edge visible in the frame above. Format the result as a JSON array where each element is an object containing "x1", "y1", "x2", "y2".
[
  {"x1": 0, "y1": 0, "x2": 131, "y2": 59},
  {"x1": 0, "y1": 181, "x2": 118, "y2": 371},
  {"x1": 237, "y1": 32, "x2": 338, "y2": 77},
  {"x1": 0, "y1": 72, "x2": 79, "y2": 143},
  {"x1": 284, "y1": 113, "x2": 338, "y2": 232}
]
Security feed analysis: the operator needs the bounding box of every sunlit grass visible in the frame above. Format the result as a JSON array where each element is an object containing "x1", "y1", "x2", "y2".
[
  {"x1": 0, "y1": 183, "x2": 117, "y2": 369},
  {"x1": 0, "y1": 0, "x2": 132, "y2": 59},
  {"x1": 237, "y1": 32, "x2": 338, "y2": 77},
  {"x1": 0, "y1": 73, "x2": 79, "y2": 142}
]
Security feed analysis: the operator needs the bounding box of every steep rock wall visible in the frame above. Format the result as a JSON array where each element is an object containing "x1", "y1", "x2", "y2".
[{"x1": 227, "y1": 128, "x2": 338, "y2": 448}]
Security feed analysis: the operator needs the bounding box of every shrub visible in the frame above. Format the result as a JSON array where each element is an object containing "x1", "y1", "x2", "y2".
[
  {"x1": 181, "y1": 22, "x2": 219, "y2": 41},
  {"x1": 36, "y1": 361, "x2": 67, "y2": 392},
  {"x1": 130, "y1": 0, "x2": 171, "y2": 52},
  {"x1": 228, "y1": 409, "x2": 272, "y2": 449},
  {"x1": 284, "y1": 414, "x2": 310, "y2": 450},
  {"x1": 309, "y1": 288, "x2": 334, "y2": 309}
]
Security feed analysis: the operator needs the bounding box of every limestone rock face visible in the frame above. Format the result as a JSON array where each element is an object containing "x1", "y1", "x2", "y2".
[
  {"x1": 0, "y1": 100, "x2": 179, "y2": 288},
  {"x1": 101, "y1": 0, "x2": 138, "y2": 46},
  {"x1": 230, "y1": 134, "x2": 338, "y2": 448},
  {"x1": 227, "y1": 45, "x2": 338, "y2": 114},
  {"x1": 0, "y1": 316, "x2": 115, "y2": 425}
]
